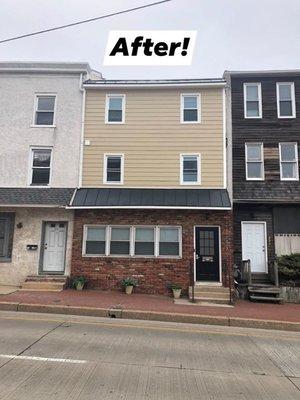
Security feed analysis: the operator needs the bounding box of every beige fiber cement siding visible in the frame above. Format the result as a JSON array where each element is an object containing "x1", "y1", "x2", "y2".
[{"x1": 82, "y1": 88, "x2": 224, "y2": 188}]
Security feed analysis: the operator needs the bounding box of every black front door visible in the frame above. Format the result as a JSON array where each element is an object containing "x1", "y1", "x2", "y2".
[{"x1": 195, "y1": 227, "x2": 220, "y2": 281}]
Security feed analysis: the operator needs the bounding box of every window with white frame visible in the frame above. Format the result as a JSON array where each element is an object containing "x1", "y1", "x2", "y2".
[
  {"x1": 276, "y1": 83, "x2": 296, "y2": 118},
  {"x1": 181, "y1": 94, "x2": 200, "y2": 123},
  {"x1": 245, "y1": 143, "x2": 264, "y2": 180},
  {"x1": 104, "y1": 154, "x2": 123, "y2": 184},
  {"x1": 180, "y1": 154, "x2": 201, "y2": 184},
  {"x1": 279, "y1": 143, "x2": 299, "y2": 180},
  {"x1": 34, "y1": 95, "x2": 56, "y2": 126},
  {"x1": 106, "y1": 95, "x2": 125, "y2": 123},
  {"x1": 83, "y1": 226, "x2": 181, "y2": 258},
  {"x1": 30, "y1": 148, "x2": 52, "y2": 186},
  {"x1": 244, "y1": 83, "x2": 262, "y2": 118}
]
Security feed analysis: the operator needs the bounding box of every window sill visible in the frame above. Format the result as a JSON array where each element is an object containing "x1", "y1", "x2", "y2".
[
  {"x1": 82, "y1": 254, "x2": 182, "y2": 259},
  {"x1": 29, "y1": 185, "x2": 51, "y2": 188},
  {"x1": 0, "y1": 258, "x2": 12, "y2": 263},
  {"x1": 30, "y1": 124, "x2": 56, "y2": 128},
  {"x1": 105, "y1": 121, "x2": 125, "y2": 125},
  {"x1": 278, "y1": 116, "x2": 296, "y2": 119},
  {"x1": 180, "y1": 121, "x2": 201, "y2": 124}
]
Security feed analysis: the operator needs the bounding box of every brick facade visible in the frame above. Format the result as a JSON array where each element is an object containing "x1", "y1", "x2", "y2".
[{"x1": 71, "y1": 209, "x2": 233, "y2": 295}]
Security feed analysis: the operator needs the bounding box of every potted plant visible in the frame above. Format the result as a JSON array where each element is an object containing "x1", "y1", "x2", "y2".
[
  {"x1": 171, "y1": 283, "x2": 182, "y2": 299},
  {"x1": 72, "y1": 276, "x2": 88, "y2": 291},
  {"x1": 121, "y1": 277, "x2": 138, "y2": 295}
]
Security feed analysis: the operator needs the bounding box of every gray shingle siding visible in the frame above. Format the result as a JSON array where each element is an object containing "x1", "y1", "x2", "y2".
[{"x1": 0, "y1": 188, "x2": 75, "y2": 206}]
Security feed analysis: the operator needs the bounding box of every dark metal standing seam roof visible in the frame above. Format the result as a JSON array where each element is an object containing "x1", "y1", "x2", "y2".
[
  {"x1": 0, "y1": 188, "x2": 75, "y2": 206},
  {"x1": 70, "y1": 188, "x2": 231, "y2": 209}
]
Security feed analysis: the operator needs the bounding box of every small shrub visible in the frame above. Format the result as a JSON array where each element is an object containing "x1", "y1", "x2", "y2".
[
  {"x1": 121, "y1": 277, "x2": 138, "y2": 287},
  {"x1": 276, "y1": 253, "x2": 300, "y2": 280},
  {"x1": 170, "y1": 283, "x2": 182, "y2": 290},
  {"x1": 72, "y1": 276, "x2": 88, "y2": 289}
]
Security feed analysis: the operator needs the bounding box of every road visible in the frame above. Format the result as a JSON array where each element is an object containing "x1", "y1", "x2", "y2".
[{"x1": 0, "y1": 311, "x2": 299, "y2": 399}]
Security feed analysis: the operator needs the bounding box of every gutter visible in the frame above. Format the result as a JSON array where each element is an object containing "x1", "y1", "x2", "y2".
[{"x1": 83, "y1": 82, "x2": 226, "y2": 89}]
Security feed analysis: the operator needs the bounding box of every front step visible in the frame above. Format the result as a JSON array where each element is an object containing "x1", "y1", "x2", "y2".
[
  {"x1": 21, "y1": 275, "x2": 67, "y2": 292},
  {"x1": 248, "y1": 284, "x2": 283, "y2": 303},
  {"x1": 189, "y1": 285, "x2": 231, "y2": 305}
]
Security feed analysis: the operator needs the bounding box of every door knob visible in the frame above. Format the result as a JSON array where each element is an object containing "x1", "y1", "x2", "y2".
[
  {"x1": 195, "y1": 254, "x2": 199, "y2": 260},
  {"x1": 44, "y1": 243, "x2": 48, "y2": 249}
]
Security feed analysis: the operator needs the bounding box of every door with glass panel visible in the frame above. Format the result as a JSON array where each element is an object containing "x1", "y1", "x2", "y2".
[{"x1": 195, "y1": 227, "x2": 220, "y2": 281}]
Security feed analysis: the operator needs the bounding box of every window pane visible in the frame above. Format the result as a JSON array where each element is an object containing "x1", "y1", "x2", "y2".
[
  {"x1": 37, "y1": 96, "x2": 55, "y2": 111},
  {"x1": 282, "y1": 162, "x2": 297, "y2": 179},
  {"x1": 246, "y1": 101, "x2": 259, "y2": 117},
  {"x1": 281, "y1": 144, "x2": 296, "y2": 161},
  {"x1": 135, "y1": 228, "x2": 154, "y2": 241},
  {"x1": 135, "y1": 242, "x2": 155, "y2": 256},
  {"x1": 247, "y1": 145, "x2": 261, "y2": 161},
  {"x1": 86, "y1": 241, "x2": 105, "y2": 255},
  {"x1": 280, "y1": 101, "x2": 293, "y2": 116},
  {"x1": 108, "y1": 109, "x2": 122, "y2": 122},
  {"x1": 183, "y1": 109, "x2": 197, "y2": 122},
  {"x1": 87, "y1": 227, "x2": 106, "y2": 241},
  {"x1": 246, "y1": 85, "x2": 258, "y2": 101},
  {"x1": 106, "y1": 156, "x2": 121, "y2": 182},
  {"x1": 31, "y1": 168, "x2": 50, "y2": 185},
  {"x1": 183, "y1": 156, "x2": 198, "y2": 182},
  {"x1": 33, "y1": 150, "x2": 51, "y2": 167},
  {"x1": 279, "y1": 84, "x2": 292, "y2": 101},
  {"x1": 109, "y1": 97, "x2": 122, "y2": 110},
  {"x1": 111, "y1": 227, "x2": 130, "y2": 241},
  {"x1": 110, "y1": 242, "x2": 130, "y2": 255},
  {"x1": 159, "y1": 242, "x2": 179, "y2": 256},
  {"x1": 36, "y1": 111, "x2": 54, "y2": 125},
  {"x1": 107, "y1": 157, "x2": 121, "y2": 170},
  {"x1": 160, "y1": 228, "x2": 179, "y2": 242},
  {"x1": 247, "y1": 162, "x2": 262, "y2": 178},
  {"x1": 107, "y1": 171, "x2": 121, "y2": 182},
  {"x1": 184, "y1": 96, "x2": 197, "y2": 109}
]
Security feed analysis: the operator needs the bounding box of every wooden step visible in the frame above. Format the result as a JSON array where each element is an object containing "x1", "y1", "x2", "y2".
[{"x1": 250, "y1": 295, "x2": 283, "y2": 303}]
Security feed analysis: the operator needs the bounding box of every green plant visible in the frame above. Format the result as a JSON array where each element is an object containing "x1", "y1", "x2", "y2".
[
  {"x1": 170, "y1": 283, "x2": 182, "y2": 290},
  {"x1": 121, "y1": 277, "x2": 138, "y2": 287},
  {"x1": 276, "y1": 253, "x2": 300, "y2": 280},
  {"x1": 72, "y1": 276, "x2": 88, "y2": 288}
]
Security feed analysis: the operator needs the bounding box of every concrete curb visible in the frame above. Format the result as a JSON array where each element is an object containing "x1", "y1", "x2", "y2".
[{"x1": 0, "y1": 301, "x2": 299, "y2": 332}]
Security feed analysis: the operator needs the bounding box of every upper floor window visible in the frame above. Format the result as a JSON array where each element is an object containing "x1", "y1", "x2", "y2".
[
  {"x1": 105, "y1": 94, "x2": 125, "y2": 123},
  {"x1": 180, "y1": 154, "x2": 201, "y2": 184},
  {"x1": 276, "y1": 83, "x2": 296, "y2": 118},
  {"x1": 181, "y1": 94, "x2": 201, "y2": 123},
  {"x1": 33, "y1": 95, "x2": 56, "y2": 126},
  {"x1": 279, "y1": 143, "x2": 299, "y2": 180},
  {"x1": 245, "y1": 143, "x2": 264, "y2": 180},
  {"x1": 243, "y1": 83, "x2": 262, "y2": 118},
  {"x1": 30, "y1": 148, "x2": 52, "y2": 186},
  {"x1": 104, "y1": 154, "x2": 124, "y2": 184}
]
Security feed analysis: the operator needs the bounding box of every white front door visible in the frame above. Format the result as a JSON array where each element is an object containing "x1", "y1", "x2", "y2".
[
  {"x1": 41, "y1": 222, "x2": 67, "y2": 273},
  {"x1": 242, "y1": 222, "x2": 267, "y2": 273}
]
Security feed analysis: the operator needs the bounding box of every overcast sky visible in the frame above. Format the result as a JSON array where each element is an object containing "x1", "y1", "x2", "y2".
[{"x1": 0, "y1": 0, "x2": 299, "y2": 79}]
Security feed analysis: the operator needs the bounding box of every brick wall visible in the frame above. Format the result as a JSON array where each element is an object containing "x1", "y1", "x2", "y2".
[{"x1": 71, "y1": 209, "x2": 233, "y2": 295}]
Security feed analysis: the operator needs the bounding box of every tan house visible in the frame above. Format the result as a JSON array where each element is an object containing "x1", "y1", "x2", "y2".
[{"x1": 69, "y1": 79, "x2": 233, "y2": 300}]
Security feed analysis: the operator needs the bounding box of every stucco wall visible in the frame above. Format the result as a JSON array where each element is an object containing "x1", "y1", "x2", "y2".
[
  {"x1": 0, "y1": 73, "x2": 83, "y2": 187},
  {"x1": 0, "y1": 207, "x2": 74, "y2": 286}
]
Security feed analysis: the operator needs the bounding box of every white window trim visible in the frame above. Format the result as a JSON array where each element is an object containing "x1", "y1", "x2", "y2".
[
  {"x1": 180, "y1": 93, "x2": 201, "y2": 124},
  {"x1": 103, "y1": 153, "x2": 124, "y2": 185},
  {"x1": 243, "y1": 83, "x2": 262, "y2": 119},
  {"x1": 28, "y1": 146, "x2": 53, "y2": 187},
  {"x1": 279, "y1": 142, "x2": 299, "y2": 181},
  {"x1": 276, "y1": 82, "x2": 296, "y2": 119},
  {"x1": 31, "y1": 93, "x2": 57, "y2": 128},
  {"x1": 180, "y1": 153, "x2": 201, "y2": 185},
  {"x1": 82, "y1": 225, "x2": 182, "y2": 258},
  {"x1": 245, "y1": 143, "x2": 264, "y2": 181},
  {"x1": 105, "y1": 94, "x2": 126, "y2": 124}
]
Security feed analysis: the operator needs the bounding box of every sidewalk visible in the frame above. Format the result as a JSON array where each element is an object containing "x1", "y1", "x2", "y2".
[{"x1": 0, "y1": 289, "x2": 299, "y2": 331}]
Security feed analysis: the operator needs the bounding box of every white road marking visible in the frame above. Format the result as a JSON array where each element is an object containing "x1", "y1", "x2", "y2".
[{"x1": 0, "y1": 354, "x2": 87, "y2": 364}]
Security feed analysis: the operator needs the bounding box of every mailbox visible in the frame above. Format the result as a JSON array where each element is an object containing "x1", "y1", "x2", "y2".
[{"x1": 26, "y1": 244, "x2": 38, "y2": 251}]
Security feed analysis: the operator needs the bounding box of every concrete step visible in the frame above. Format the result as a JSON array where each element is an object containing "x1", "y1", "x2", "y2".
[
  {"x1": 192, "y1": 297, "x2": 230, "y2": 305},
  {"x1": 25, "y1": 275, "x2": 67, "y2": 283},
  {"x1": 21, "y1": 281, "x2": 66, "y2": 292},
  {"x1": 191, "y1": 291, "x2": 230, "y2": 300}
]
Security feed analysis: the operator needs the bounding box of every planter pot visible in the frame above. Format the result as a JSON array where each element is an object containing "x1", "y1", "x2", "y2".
[
  {"x1": 75, "y1": 282, "x2": 84, "y2": 291},
  {"x1": 172, "y1": 288, "x2": 182, "y2": 299},
  {"x1": 125, "y1": 285, "x2": 134, "y2": 295}
]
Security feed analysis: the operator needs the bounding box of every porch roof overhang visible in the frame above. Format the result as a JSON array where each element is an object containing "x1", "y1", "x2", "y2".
[
  {"x1": 68, "y1": 188, "x2": 231, "y2": 210},
  {"x1": 0, "y1": 188, "x2": 75, "y2": 207}
]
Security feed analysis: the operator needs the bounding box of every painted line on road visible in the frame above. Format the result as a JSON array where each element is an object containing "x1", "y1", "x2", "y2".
[
  {"x1": 0, "y1": 354, "x2": 87, "y2": 364},
  {"x1": 0, "y1": 314, "x2": 299, "y2": 341}
]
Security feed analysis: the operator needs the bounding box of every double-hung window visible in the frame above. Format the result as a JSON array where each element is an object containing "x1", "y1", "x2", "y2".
[
  {"x1": 30, "y1": 148, "x2": 52, "y2": 186},
  {"x1": 134, "y1": 227, "x2": 155, "y2": 256},
  {"x1": 276, "y1": 83, "x2": 296, "y2": 118},
  {"x1": 181, "y1": 94, "x2": 200, "y2": 123},
  {"x1": 0, "y1": 213, "x2": 14, "y2": 262},
  {"x1": 159, "y1": 227, "x2": 180, "y2": 256},
  {"x1": 85, "y1": 226, "x2": 106, "y2": 256},
  {"x1": 104, "y1": 154, "x2": 124, "y2": 184},
  {"x1": 33, "y1": 95, "x2": 56, "y2": 126},
  {"x1": 245, "y1": 143, "x2": 264, "y2": 180},
  {"x1": 244, "y1": 83, "x2": 262, "y2": 118},
  {"x1": 105, "y1": 94, "x2": 125, "y2": 123},
  {"x1": 279, "y1": 143, "x2": 299, "y2": 180},
  {"x1": 180, "y1": 154, "x2": 201, "y2": 184}
]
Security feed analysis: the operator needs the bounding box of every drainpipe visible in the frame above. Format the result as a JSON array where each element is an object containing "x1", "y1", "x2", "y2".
[{"x1": 78, "y1": 72, "x2": 86, "y2": 189}]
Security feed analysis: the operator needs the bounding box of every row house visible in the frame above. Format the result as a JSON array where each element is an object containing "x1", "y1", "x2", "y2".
[
  {"x1": 68, "y1": 79, "x2": 233, "y2": 298},
  {"x1": 225, "y1": 70, "x2": 300, "y2": 284},
  {"x1": 0, "y1": 62, "x2": 101, "y2": 288}
]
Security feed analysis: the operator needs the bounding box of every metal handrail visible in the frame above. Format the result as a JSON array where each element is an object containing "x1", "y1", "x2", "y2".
[{"x1": 189, "y1": 260, "x2": 195, "y2": 303}]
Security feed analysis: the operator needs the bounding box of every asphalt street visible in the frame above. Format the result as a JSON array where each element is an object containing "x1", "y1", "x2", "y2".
[{"x1": 0, "y1": 311, "x2": 299, "y2": 399}]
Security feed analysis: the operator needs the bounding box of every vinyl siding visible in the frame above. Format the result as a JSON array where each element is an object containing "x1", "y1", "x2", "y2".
[{"x1": 82, "y1": 88, "x2": 224, "y2": 187}]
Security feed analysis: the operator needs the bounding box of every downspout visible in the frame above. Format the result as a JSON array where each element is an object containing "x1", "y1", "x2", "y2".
[{"x1": 78, "y1": 72, "x2": 86, "y2": 188}]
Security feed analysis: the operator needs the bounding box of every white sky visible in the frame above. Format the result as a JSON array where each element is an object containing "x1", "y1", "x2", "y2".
[{"x1": 0, "y1": 0, "x2": 299, "y2": 79}]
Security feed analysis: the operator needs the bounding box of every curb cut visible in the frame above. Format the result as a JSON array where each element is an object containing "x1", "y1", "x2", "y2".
[{"x1": 0, "y1": 301, "x2": 299, "y2": 332}]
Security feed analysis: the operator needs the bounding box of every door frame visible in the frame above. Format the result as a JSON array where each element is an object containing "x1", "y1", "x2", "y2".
[
  {"x1": 241, "y1": 221, "x2": 268, "y2": 273},
  {"x1": 193, "y1": 225, "x2": 222, "y2": 284},
  {"x1": 39, "y1": 221, "x2": 68, "y2": 275}
]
